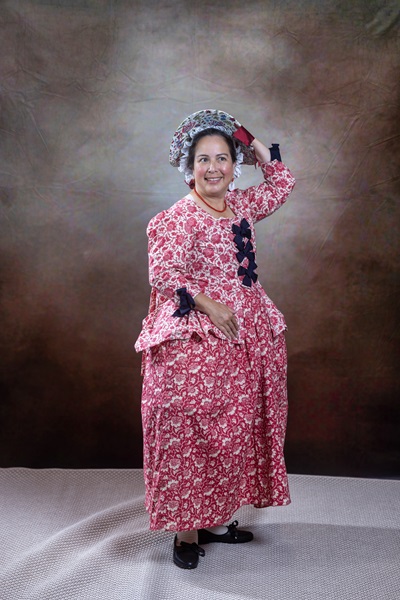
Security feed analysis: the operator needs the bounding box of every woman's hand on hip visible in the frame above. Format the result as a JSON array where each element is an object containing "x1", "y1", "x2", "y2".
[{"x1": 193, "y1": 293, "x2": 239, "y2": 340}]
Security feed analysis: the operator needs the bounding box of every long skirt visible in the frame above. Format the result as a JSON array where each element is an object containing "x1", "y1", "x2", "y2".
[{"x1": 141, "y1": 327, "x2": 290, "y2": 531}]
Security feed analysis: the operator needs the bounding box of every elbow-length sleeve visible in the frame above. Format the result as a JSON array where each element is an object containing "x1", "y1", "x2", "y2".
[
  {"x1": 147, "y1": 208, "x2": 203, "y2": 314},
  {"x1": 135, "y1": 203, "x2": 217, "y2": 352},
  {"x1": 240, "y1": 160, "x2": 295, "y2": 224}
]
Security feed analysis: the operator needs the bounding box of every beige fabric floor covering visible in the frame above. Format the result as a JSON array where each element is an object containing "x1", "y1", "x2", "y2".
[{"x1": 0, "y1": 469, "x2": 399, "y2": 600}]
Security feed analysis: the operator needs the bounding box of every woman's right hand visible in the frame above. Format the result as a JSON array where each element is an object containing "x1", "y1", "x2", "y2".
[{"x1": 193, "y1": 293, "x2": 239, "y2": 340}]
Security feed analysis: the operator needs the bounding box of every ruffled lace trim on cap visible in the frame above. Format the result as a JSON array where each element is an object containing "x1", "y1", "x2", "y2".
[{"x1": 170, "y1": 109, "x2": 257, "y2": 189}]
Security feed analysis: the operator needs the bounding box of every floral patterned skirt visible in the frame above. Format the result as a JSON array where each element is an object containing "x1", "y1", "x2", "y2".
[{"x1": 140, "y1": 323, "x2": 290, "y2": 531}]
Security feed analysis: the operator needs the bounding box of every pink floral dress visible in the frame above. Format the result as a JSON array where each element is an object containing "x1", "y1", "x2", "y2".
[{"x1": 135, "y1": 160, "x2": 296, "y2": 531}]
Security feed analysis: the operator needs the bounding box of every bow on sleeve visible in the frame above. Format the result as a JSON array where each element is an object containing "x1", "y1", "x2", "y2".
[{"x1": 173, "y1": 287, "x2": 196, "y2": 317}]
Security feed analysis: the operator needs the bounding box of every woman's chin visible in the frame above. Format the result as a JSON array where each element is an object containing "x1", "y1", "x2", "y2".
[{"x1": 198, "y1": 181, "x2": 228, "y2": 197}]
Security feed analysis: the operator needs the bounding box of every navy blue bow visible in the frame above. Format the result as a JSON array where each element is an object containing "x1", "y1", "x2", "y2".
[
  {"x1": 238, "y1": 265, "x2": 258, "y2": 287},
  {"x1": 236, "y1": 240, "x2": 254, "y2": 263},
  {"x1": 173, "y1": 287, "x2": 196, "y2": 317},
  {"x1": 232, "y1": 218, "x2": 251, "y2": 238},
  {"x1": 232, "y1": 218, "x2": 258, "y2": 287}
]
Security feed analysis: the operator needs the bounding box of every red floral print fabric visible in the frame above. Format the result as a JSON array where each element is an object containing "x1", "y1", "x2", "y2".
[{"x1": 135, "y1": 160, "x2": 295, "y2": 531}]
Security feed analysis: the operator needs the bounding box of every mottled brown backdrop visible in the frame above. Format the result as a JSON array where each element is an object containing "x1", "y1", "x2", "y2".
[{"x1": 1, "y1": 0, "x2": 399, "y2": 476}]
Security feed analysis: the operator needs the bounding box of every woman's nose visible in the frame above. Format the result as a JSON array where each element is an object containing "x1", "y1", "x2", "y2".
[{"x1": 207, "y1": 161, "x2": 217, "y2": 172}]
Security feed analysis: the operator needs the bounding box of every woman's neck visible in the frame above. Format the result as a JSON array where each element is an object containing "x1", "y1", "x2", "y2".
[
  {"x1": 193, "y1": 188, "x2": 226, "y2": 212},
  {"x1": 190, "y1": 189, "x2": 236, "y2": 218}
]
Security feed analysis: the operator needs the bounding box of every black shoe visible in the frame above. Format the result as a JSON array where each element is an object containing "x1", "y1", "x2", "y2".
[
  {"x1": 197, "y1": 520, "x2": 254, "y2": 544},
  {"x1": 173, "y1": 536, "x2": 205, "y2": 569}
]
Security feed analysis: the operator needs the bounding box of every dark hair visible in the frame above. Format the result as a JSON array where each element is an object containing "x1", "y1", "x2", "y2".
[{"x1": 187, "y1": 127, "x2": 237, "y2": 170}]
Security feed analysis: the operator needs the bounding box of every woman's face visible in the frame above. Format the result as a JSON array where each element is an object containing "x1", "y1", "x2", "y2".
[{"x1": 193, "y1": 135, "x2": 236, "y2": 199}]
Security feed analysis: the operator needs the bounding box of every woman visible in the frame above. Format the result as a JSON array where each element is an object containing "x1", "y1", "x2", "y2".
[{"x1": 135, "y1": 109, "x2": 296, "y2": 569}]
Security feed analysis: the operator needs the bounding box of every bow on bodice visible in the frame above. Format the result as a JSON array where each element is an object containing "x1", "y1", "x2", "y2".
[
  {"x1": 232, "y1": 218, "x2": 258, "y2": 287},
  {"x1": 232, "y1": 219, "x2": 252, "y2": 242}
]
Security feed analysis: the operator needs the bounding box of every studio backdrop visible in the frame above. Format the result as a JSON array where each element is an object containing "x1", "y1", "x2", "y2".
[{"x1": 0, "y1": 0, "x2": 399, "y2": 477}]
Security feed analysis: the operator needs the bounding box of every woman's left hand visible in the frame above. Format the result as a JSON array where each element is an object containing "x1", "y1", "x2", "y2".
[
  {"x1": 193, "y1": 293, "x2": 239, "y2": 340},
  {"x1": 251, "y1": 138, "x2": 271, "y2": 163}
]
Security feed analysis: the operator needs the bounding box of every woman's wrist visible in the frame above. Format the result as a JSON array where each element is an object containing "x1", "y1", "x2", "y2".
[
  {"x1": 251, "y1": 138, "x2": 272, "y2": 163},
  {"x1": 193, "y1": 292, "x2": 213, "y2": 315}
]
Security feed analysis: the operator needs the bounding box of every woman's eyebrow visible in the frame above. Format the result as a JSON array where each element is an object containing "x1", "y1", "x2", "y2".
[{"x1": 197, "y1": 152, "x2": 229, "y2": 157}]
